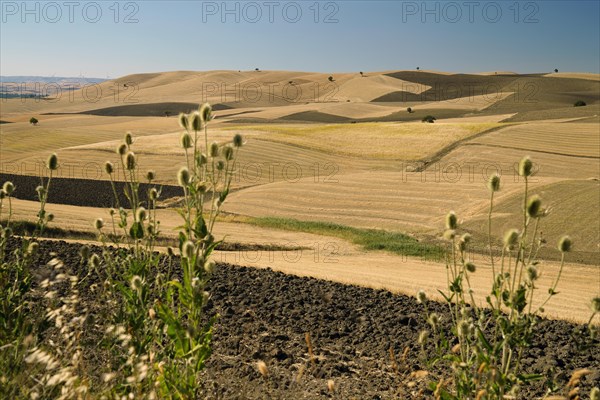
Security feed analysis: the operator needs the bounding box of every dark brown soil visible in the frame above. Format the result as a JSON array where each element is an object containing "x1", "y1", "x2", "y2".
[{"x1": 8, "y1": 238, "x2": 599, "y2": 399}]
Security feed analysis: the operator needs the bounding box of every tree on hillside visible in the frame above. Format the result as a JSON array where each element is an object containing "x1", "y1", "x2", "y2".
[
  {"x1": 328, "y1": 76, "x2": 334, "y2": 82},
  {"x1": 165, "y1": 111, "x2": 172, "y2": 117},
  {"x1": 554, "y1": 68, "x2": 559, "y2": 73},
  {"x1": 360, "y1": 71, "x2": 364, "y2": 77},
  {"x1": 407, "y1": 107, "x2": 413, "y2": 113},
  {"x1": 255, "y1": 68, "x2": 260, "y2": 72},
  {"x1": 574, "y1": 100, "x2": 587, "y2": 107},
  {"x1": 416, "y1": 67, "x2": 420, "y2": 71},
  {"x1": 422, "y1": 115, "x2": 436, "y2": 123},
  {"x1": 29, "y1": 117, "x2": 38, "y2": 125}
]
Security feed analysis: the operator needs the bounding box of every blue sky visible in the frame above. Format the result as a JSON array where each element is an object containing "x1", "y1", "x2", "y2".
[{"x1": 1, "y1": 1, "x2": 599, "y2": 78}]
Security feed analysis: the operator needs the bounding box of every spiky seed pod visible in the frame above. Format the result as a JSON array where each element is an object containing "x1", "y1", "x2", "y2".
[
  {"x1": 27, "y1": 242, "x2": 39, "y2": 255},
  {"x1": 465, "y1": 261, "x2": 476, "y2": 273},
  {"x1": 223, "y1": 145, "x2": 234, "y2": 161},
  {"x1": 180, "y1": 132, "x2": 193, "y2": 149},
  {"x1": 117, "y1": 143, "x2": 128, "y2": 156},
  {"x1": 487, "y1": 173, "x2": 501, "y2": 192},
  {"x1": 146, "y1": 170, "x2": 155, "y2": 181},
  {"x1": 3, "y1": 227, "x2": 12, "y2": 238},
  {"x1": 198, "y1": 153, "x2": 208, "y2": 165},
  {"x1": 205, "y1": 259, "x2": 216, "y2": 274},
  {"x1": 443, "y1": 229, "x2": 456, "y2": 241},
  {"x1": 204, "y1": 233, "x2": 214, "y2": 245},
  {"x1": 428, "y1": 313, "x2": 439, "y2": 329},
  {"x1": 0, "y1": 189, "x2": 5, "y2": 199},
  {"x1": 503, "y1": 229, "x2": 520, "y2": 250},
  {"x1": 233, "y1": 133, "x2": 244, "y2": 148},
  {"x1": 418, "y1": 330, "x2": 429, "y2": 345},
  {"x1": 94, "y1": 218, "x2": 104, "y2": 230},
  {"x1": 216, "y1": 160, "x2": 225, "y2": 171},
  {"x1": 167, "y1": 247, "x2": 175, "y2": 257},
  {"x1": 459, "y1": 233, "x2": 472, "y2": 251},
  {"x1": 518, "y1": 156, "x2": 533, "y2": 177},
  {"x1": 3, "y1": 181, "x2": 15, "y2": 195},
  {"x1": 147, "y1": 224, "x2": 155, "y2": 236},
  {"x1": 124, "y1": 132, "x2": 133, "y2": 145},
  {"x1": 104, "y1": 161, "x2": 114, "y2": 175},
  {"x1": 35, "y1": 185, "x2": 46, "y2": 197},
  {"x1": 47, "y1": 153, "x2": 58, "y2": 170},
  {"x1": 210, "y1": 142, "x2": 220, "y2": 158},
  {"x1": 125, "y1": 152, "x2": 136, "y2": 170},
  {"x1": 592, "y1": 297, "x2": 600, "y2": 313},
  {"x1": 79, "y1": 245, "x2": 90, "y2": 260},
  {"x1": 417, "y1": 289, "x2": 427, "y2": 304},
  {"x1": 136, "y1": 207, "x2": 147, "y2": 222},
  {"x1": 178, "y1": 113, "x2": 189, "y2": 130},
  {"x1": 189, "y1": 111, "x2": 202, "y2": 131},
  {"x1": 558, "y1": 235, "x2": 572, "y2": 252},
  {"x1": 200, "y1": 103, "x2": 213, "y2": 122},
  {"x1": 177, "y1": 167, "x2": 191, "y2": 187},
  {"x1": 109, "y1": 208, "x2": 116, "y2": 216},
  {"x1": 46, "y1": 213, "x2": 54, "y2": 222},
  {"x1": 89, "y1": 253, "x2": 100, "y2": 269},
  {"x1": 183, "y1": 241, "x2": 195, "y2": 259},
  {"x1": 130, "y1": 275, "x2": 143, "y2": 291},
  {"x1": 457, "y1": 320, "x2": 471, "y2": 337},
  {"x1": 445, "y1": 211, "x2": 458, "y2": 230},
  {"x1": 527, "y1": 195, "x2": 542, "y2": 218},
  {"x1": 149, "y1": 188, "x2": 159, "y2": 201},
  {"x1": 526, "y1": 265, "x2": 539, "y2": 281},
  {"x1": 196, "y1": 182, "x2": 208, "y2": 193}
]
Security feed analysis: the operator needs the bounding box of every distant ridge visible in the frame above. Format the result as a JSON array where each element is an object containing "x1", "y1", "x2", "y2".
[{"x1": 0, "y1": 76, "x2": 107, "y2": 84}]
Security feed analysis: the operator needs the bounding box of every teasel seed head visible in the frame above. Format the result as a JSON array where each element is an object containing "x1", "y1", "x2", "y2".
[
  {"x1": 180, "y1": 132, "x2": 193, "y2": 149},
  {"x1": 109, "y1": 208, "x2": 115, "y2": 216},
  {"x1": 0, "y1": 189, "x2": 5, "y2": 199},
  {"x1": 518, "y1": 156, "x2": 533, "y2": 177},
  {"x1": 216, "y1": 160, "x2": 225, "y2": 171},
  {"x1": 46, "y1": 213, "x2": 54, "y2": 222},
  {"x1": 200, "y1": 103, "x2": 213, "y2": 122},
  {"x1": 104, "y1": 161, "x2": 114, "y2": 175},
  {"x1": 94, "y1": 218, "x2": 104, "y2": 230},
  {"x1": 178, "y1": 113, "x2": 189, "y2": 130},
  {"x1": 124, "y1": 132, "x2": 133, "y2": 146},
  {"x1": 256, "y1": 360, "x2": 268, "y2": 377},
  {"x1": 527, "y1": 195, "x2": 542, "y2": 218},
  {"x1": 189, "y1": 111, "x2": 202, "y2": 131},
  {"x1": 47, "y1": 153, "x2": 58, "y2": 170},
  {"x1": 457, "y1": 319, "x2": 471, "y2": 337},
  {"x1": 197, "y1": 153, "x2": 208, "y2": 166},
  {"x1": 487, "y1": 173, "x2": 501, "y2": 192},
  {"x1": 136, "y1": 207, "x2": 147, "y2": 222},
  {"x1": 89, "y1": 253, "x2": 100, "y2": 269},
  {"x1": 445, "y1": 211, "x2": 458, "y2": 230},
  {"x1": 2, "y1": 181, "x2": 14, "y2": 195},
  {"x1": 177, "y1": 167, "x2": 191, "y2": 187},
  {"x1": 205, "y1": 259, "x2": 216, "y2": 275},
  {"x1": 27, "y1": 242, "x2": 39, "y2": 255},
  {"x1": 210, "y1": 142, "x2": 220, "y2": 157},
  {"x1": 503, "y1": 229, "x2": 520, "y2": 250},
  {"x1": 527, "y1": 265, "x2": 539, "y2": 282},
  {"x1": 233, "y1": 133, "x2": 244, "y2": 147},
  {"x1": 223, "y1": 145, "x2": 234, "y2": 161},
  {"x1": 146, "y1": 170, "x2": 155, "y2": 181},
  {"x1": 196, "y1": 181, "x2": 208, "y2": 193},
  {"x1": 592, "y1": 297, "x2": 600, "y2": 313},
  {"x1": 167, "y1": 247, "x2": 175, "y2": 257},
  {"x1": 418, "y1": 330, "x2": 429, "y2": 345},
  {"x1": 459, "y1": 233, "x2": 471, "y2": 251},
  {"x1": 428, "y1": 313, "x2": 439, "y2": 329},
  {"x1": 130, "y1": 275, "x2": 143, "y2": 292},
  {"x1": 149, "y1": 188, "x2": 159, "y2": 201},
  {"x1": 558, "y1": 235, "x2": 572, "y2": 253},
  {"x1": 417, "y1": 289, "x2": 427, "y2": 304},
  {"x1": 465, "y1": 261, "x2": 476, "y2": 273},
  {"x1": 117, "y1": 143, "x2": 127, "y2": 156},
  {"x1": 125, "y1": 152, "x2": 136, "y2": 170},
  {"x1": 79, "y1": 245, "x2": 90, "y2": 260},
  {"x1": 182, "y1": 241, "x2": 195, "y2": 259}
]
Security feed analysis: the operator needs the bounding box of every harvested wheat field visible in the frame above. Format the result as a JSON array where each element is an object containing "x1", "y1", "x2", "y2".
[{"x1": 1, "y1": 64, "x2": 599, "y2": 399}]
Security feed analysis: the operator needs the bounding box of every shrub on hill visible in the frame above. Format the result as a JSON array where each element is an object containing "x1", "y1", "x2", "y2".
[
  {"x1": 422, "y1": 115, "x2": 436, "y2": 123},
  {"x1": 574, "y1": 100, "x2": 587, "y2": 107}
]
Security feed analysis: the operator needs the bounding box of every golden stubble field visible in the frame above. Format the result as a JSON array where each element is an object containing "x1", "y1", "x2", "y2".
[{"x1": 1, "y1": 70, "x2": 599, "y2": 322}]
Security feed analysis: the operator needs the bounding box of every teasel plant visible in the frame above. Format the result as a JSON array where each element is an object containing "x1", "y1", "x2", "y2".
[
  {"x1": 155, "y1": 102, "x2": 244, "y2": 398},
  {"x1": 418, "y1": 156, "x2": 582, "y2": 400}
]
